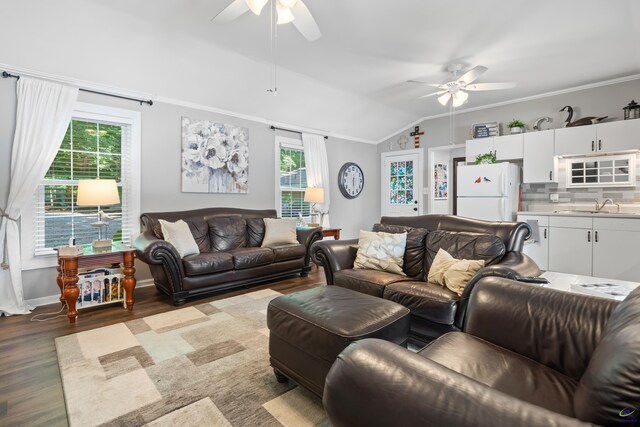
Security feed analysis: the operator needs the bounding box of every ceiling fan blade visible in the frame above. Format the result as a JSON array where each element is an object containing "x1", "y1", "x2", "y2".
[
  {"x1": 291, "y1": 0, "x2": 321, "y2": 41},
  {"x1": 407, "y1": 80, "x2": 446, "y2": 88},
  {"x1": 211, "y1": 0, "x2": 250, "y2": 23},
  {"x1": 419, "y1": 90, "x2": 448, "y2": 99},
  {"x1": 465, "y1": 82, "x2": 517, "y2": 91},
  {"x1": 457, "y1": 65, "x2": 488, "y2": 85}
]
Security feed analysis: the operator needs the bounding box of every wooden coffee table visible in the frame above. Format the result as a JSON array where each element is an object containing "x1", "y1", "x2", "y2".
[{"x1": 322, "y1": 228, "x2": 341, "y2": 240}]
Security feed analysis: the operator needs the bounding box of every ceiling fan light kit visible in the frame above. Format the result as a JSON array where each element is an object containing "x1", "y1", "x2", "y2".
[
  {"x1": 411, "y1": 64, "x2": 515, "y2": 108},
  {"x1": 246, "y1": 0, "x2": 268, "y2": 15},
  {"x1": 276, "y1": 3, "x2": 295, "y2": 24}
]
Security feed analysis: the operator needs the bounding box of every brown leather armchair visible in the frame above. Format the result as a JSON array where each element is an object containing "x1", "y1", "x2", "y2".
[
  {"x1": 324, "y1": 277, "x2": 640, "y2": 427},
  {"x1": 311, "y1": 215, "x2": 540, "y2": 345}
]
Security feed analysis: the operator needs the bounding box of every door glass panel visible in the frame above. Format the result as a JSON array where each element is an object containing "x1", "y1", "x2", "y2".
[
  {"x1": 566, "y1": 155, "x2": 634, "y2": 187},
  {"x1": 389, "y1": 160, "x2": 414, "y2": 205}
]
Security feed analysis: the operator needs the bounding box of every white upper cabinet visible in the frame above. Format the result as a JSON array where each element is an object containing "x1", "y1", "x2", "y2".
[
  {"x1": 554, "y1": 120, "x2": 640, "y2": 156},
  {"x1": 596, "y1": 119, "x2": 640, "y2": 152},
  {"x1": 494, "y1": 134, "x2": 524, "y2": 160},
  {"x1": 523, "y1": 130, "x2": 557, "y2": 183},
  {"x1": 465, "y1": 138, "x2": 494, "y2": 163},
  {"x1": 465, "y1": 134, "x2": 524, "y2": 163},
  {"x1": 554, "y1": 126, "x2": 596, "y2": 156}
]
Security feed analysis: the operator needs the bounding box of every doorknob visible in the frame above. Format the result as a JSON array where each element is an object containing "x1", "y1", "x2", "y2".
[{"x1": 413, "y1": 207, "x2": 418, "y2": 211}]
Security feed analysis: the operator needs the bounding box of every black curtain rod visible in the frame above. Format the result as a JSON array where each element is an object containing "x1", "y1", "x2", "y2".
[
  {"x1": 270, "y1": 125, "x2": 328, "y2": 140},
  {"x1": 2, "y1": 71, "x2": 154, "y2": 106}
]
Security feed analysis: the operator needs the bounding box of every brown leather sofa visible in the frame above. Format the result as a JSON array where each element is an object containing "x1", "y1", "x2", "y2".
[
  {"x1": 324, "y1": 277, "x2": 640, "y2": 427},
  {"x1": 134, "y1": 208, "x2": 322, "y2": 305},
  {"x1": 311, "y1": 215, "x2": 540, "y2": 345}
]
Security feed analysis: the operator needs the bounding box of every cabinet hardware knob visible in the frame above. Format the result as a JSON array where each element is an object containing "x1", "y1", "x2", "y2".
[
  {"x1": 595, "y1": 231, "x2": 598, "y2": 242},
  {"x1": 544, "y1": 229, "x2": 547, "y2": 239},
  {"x1": 587, "y1": 231, "x2": 591, "y2": 242},
  {"x1": 598, "y1": 140, "x2": 602, "y2": 151},
  {"x1": 549, "y1": 171, "x2": 552, "y2": 181},
  {"x1": 592, "y1": 141, "x2": 595, "y2": 151},
  {"x1": 413, "y1": 207, "x2": 418, "y2": 212}
]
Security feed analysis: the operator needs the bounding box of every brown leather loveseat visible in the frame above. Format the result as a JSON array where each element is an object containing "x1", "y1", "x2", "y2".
[
  {"x1": 324, "y1": 277, "x2": 640, "y2": 427},
  {"x1": 134, "y1": 208, "x2": 322, "y2": 305},
  {"x1": 311, "y1": 214, "x2": 539, "y2": 345}
]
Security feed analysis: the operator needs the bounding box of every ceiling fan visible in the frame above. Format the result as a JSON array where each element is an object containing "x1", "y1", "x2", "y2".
[
  {"x1": 409, "y1": 64, "x2": 516, "y2": 107},
  {"x1": 212, "y1": 0, "x2": 321, "y2": 41}
]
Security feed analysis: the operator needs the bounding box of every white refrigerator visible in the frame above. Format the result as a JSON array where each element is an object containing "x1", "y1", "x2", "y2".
[{"x1": 457, "y1": 163, "x2": 520, "y2": 221}]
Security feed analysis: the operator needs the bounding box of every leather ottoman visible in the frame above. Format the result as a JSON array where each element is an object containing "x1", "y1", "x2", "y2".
[{"x1": 267, "y1": 286, "x2": 410, "y2": 397}]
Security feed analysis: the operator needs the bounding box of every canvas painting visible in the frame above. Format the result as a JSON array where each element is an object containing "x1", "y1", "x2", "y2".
[{"x1": 181, "y1": 117, "x2": 249, "y2": 193}]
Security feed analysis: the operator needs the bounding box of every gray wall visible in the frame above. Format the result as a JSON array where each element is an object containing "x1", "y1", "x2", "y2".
[
  {"x1": 378, "y1": 78, "x2": 640, "y2": 215},
  {"x1": 0, "y1": 82, "x2": 378, "y2": 301}
]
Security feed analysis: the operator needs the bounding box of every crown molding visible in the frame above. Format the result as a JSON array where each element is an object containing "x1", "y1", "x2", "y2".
[
  {"x1": 0, "y1": 63, "x2": 377, "y2": 145},
  {"x1": 376, "y1": 73, "x2": 640, "y2": 144}
]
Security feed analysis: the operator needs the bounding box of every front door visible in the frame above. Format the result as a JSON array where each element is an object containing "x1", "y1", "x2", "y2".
[{"x1": 381, "y1": 149, "x2": 423, "y2": 217}]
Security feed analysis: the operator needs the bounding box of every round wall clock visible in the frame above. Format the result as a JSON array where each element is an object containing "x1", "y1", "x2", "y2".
[{"x1": 338, "y1": 162, "x2": 364, "y2": 199}]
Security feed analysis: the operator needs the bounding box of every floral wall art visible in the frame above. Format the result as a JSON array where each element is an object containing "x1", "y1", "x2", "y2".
[{"x1": 181, "y1": 117, "x2": 249, "y2": 193}]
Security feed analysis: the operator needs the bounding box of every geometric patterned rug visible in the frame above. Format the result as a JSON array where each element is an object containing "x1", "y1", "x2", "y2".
[{"x1": 55, "y1": 289, "x2": 330, "y2": 427}]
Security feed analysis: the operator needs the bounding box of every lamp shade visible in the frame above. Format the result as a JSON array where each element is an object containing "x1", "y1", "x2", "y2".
[
  {"x1": 77, "y1": 179, "x2": 120, "y2": 206},
  {"x1": 304, "y1": 187, "x2": 324, "y2": 204},
  {"x1": 276, "y1": 3, "x2": 295, "y2": 24}
]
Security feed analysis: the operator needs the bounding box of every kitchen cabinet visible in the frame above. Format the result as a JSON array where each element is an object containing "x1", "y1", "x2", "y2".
[
  {"x1": 554, "y1": 119, "x2": 640, "y2": 157},
  {"x1": 465, "y1": 134, "x2": 523, "y2": 163},
  {"x1": 592, "y1": 218, "x2": 640, "y2": 281},
  {"x1": 465, "y1": 138, "x2": 494, "y2": 163},
  {"x1": 494, "y1": 134, "x2": 524, "y2": 160},
  {"x1": 549, "y1": 226, "x2": 593, "y2": 276},
  {"x1": 523, "y1": 130, "x2": 557, "y2": 183},
  {"x1": 520, "y1": 213, "x2": 640, "y2": 281},
  {"x1": 518, "y1": 215, "x2": 549, "y2": 270}
]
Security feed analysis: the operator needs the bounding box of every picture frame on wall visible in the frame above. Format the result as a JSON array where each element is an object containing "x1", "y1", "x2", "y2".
[{"x1": 433, "y1": 163, "x2": 448, "y2": 200}]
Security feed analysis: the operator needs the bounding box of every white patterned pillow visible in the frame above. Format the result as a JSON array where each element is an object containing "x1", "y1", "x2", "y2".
[
  {"x1": 159, "y1": 219, "x2": 200, "y2": 258},
  {"x1": 354, "y1": 230, "x2": 407, "y2": 275}
]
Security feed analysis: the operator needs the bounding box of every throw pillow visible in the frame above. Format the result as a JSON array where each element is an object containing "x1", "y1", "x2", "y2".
[
  {"x1": 158, "y1": 219, "x2": 200, "y2": 258},
  {"x1": 373, "y1": 223, "x2": 429, "y2": 279},
  {"x1": 427, "y1": 248, "x2": 484, "y2": 296},
  {"x1": 261, "y1": 218, "x2": 298, "y2": 247},
  {"x1": 354, "y1": 230, "x2": 407, "y2": 276}
]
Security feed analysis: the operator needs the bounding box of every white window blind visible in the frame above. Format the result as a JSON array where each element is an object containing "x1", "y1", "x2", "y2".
[
  {"x1": 279, "y1": 145, "x2": 311, "y2": 218},
  {"x1": 33, "y1": 117, "x2": 134, "y2": 255}
]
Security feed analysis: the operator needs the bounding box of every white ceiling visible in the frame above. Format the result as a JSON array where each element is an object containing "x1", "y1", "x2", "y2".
[{"x1": 3, "y1": 0, "x2": 640, "y2": 142}]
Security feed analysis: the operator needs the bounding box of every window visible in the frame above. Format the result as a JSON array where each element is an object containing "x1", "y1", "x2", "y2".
[
  {"x1": 566, "y1": 154, "x2": 636, "y2": 188},
  {"x1": 276, "y1": 137, "x2": 311, "y2": 218},
  {"x1": 21, "y1": 103, "x2": 141, "y2": 269}
]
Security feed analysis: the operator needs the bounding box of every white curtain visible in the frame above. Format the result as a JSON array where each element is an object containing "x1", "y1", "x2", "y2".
[
  {"x1": 0, "y1": 77, "x2": 78, "y2": 315},
  {"x1": 302, "y1": 133, "x2": 331, "y2": 227}
]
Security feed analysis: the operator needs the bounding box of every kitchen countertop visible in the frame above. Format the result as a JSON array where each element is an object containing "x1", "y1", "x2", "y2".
[{"x1": 518, "y1": 210, "x2": 640, "y2": 219}]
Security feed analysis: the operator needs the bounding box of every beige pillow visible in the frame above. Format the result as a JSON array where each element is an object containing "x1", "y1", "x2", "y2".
[
  {"x1": 354, "y1": 230, "x2": 407, "y2": 276},
  {"x1": 261, "y1": 218, "x2": 298, "y2": 247},
  {"x1": 159, "y1": 219, "x2": 200, "y2": 258},
  {"x1": 428, "y1": 248, "x2": 484, "y2": 296}
]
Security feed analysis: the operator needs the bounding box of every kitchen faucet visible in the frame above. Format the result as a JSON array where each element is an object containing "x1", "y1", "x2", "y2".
[{"x1": 594, "y1": 198, "x2": 621, "y2": 212}]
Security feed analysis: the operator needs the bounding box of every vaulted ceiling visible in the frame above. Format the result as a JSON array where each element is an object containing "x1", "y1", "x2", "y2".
[{"x1": 2, "y1": 0, "x2": 639, "y2": 142}]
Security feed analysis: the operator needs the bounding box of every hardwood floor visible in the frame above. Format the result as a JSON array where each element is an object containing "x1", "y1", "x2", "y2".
[{"x1": 0, "y1": 269, "x2": 326, "y2": 427}]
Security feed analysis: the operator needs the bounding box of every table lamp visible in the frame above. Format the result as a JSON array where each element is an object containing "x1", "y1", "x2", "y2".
[
  {"x1": 304, "y1": 187, "x2": 324, "y2": 227},
  {"x1": 77, "y1": 178, "x2": 120, "y2": 250}
]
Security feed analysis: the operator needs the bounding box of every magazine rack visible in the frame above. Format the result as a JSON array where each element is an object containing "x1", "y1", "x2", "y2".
[{"x1": 56, "y1": 242, "x2": 136, "y2": 324}]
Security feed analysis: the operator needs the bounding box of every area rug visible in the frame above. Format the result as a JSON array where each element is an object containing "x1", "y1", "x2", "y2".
[{"x1": 55, "y1": 289, "x2": 330, "y2": 427}]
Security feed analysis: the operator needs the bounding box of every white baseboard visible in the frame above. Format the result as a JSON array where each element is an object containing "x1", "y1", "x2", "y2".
[{"x1": 26, "y1": 279, "x2": 155, "y2": 308}]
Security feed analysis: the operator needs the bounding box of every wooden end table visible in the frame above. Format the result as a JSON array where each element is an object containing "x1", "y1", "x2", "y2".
[
  {"x1": 56, "y1": 242, "x2": 136, "y2": 324},
  {"x1": 322, "y1": 228, "x2": 341, "y2": 240}
]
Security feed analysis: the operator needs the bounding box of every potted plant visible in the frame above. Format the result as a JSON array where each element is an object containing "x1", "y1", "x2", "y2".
[
  {"x1": 507, "y1": 119, "x2": 525, "y2": 134},
  {"x1": 475, "y1": 152, "x2": 497, "y2": 165}
]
